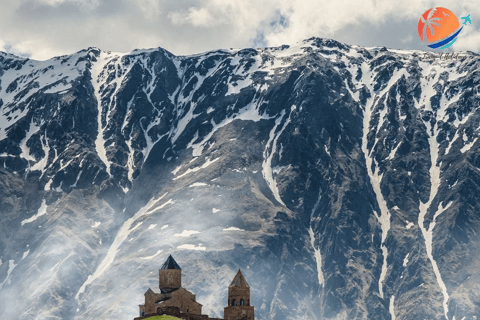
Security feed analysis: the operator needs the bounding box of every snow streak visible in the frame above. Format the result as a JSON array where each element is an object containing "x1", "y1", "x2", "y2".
[
  {"x1": 21, "y1": 199, "x2": 48, "y2": 226},
  {"x1": 308, "y1": 226, "x2": 324, "y2": 287},
  {"x1": 0, "y1": 260, "x2": 17, "y2": 290},
  {"x1": 358, "y1": 62, "x2": 409, "y2": 300},
  {"x1": 309, "y1": 189, "x2": 324, "y2": 287},
  {"x1": 262, "y1": 108, "x2": 292, "y2": 206},
  {"x1": 91, "y1": 52, "x2": 114, "y2": 177},
  {"x1": 75, "y1": 193, "x2": 173, "y2": 301},
  {"x1": 389, "y1": 295, "x2": 396, "y2": 320},
  {"x1": 418, "y1": 122, "x2": 451, "y2": 320},
  {"x1": 91, "y1": 51, "x2": 134, "y2": 182},
  {"x1": 415, "y1": 62, "x2": 463, "y2": 320}
]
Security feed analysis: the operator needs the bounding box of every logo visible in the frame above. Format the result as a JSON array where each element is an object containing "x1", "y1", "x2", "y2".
[{"x1": 417, "y1": 7, "x2": 471, "y2": 49}]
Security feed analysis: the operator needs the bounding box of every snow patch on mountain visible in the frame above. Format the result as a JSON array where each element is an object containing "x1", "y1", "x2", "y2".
[
  {"x1": 173, "y1": 157, "x2": 220, "y2": 180},
  {"x1": 22, "y1": 250, "x2": 30, "y2": 260},
  {"x1": 308, "y1": 226, "x2": 324, "y2": 287},
  {"x1": 140, "y1": 250, "x2": 163, "y2": 260},
  {"x1": 174, "y1": 230, "x2": 200, "y2": 237},
  {"x1": 177, "y1": 244, "x2": 206, "y2": 251},
  {"x1": 0, "y1": 260, "x2": 17, "y2": 290},
  {"x1": 189, "y1": 182, "x2": 208, "y2": 187},
  {"x1": 91, "y1": 221, "x2": 101, "y2": 228},
  {"x1": 389, "y1": 295, "x2": 396, "y2": 320},
  {"x1": 19, "y1": 120, "x2": 40, "y2": 162},
  {"x1": 460, "y1": 137, "x2": 477, "y2": 153},
  {"x1": 188, "y1": 101, "x2": 271, "y2": 157},
  {"x1": 21, "y1": 199, "x2": 47, "y2": 226},
  {"x1": 403, "y1": 253, "x2": 410, "y2": 267}
]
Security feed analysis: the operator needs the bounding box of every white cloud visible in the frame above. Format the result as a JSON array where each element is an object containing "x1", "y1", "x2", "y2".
[
  {"x1": 223, "y1": 226, "x2": 244, "y2": 231},
  {"x1": 0, "y1": 0, "x2": 479, "y2": 60},
  {"x1": 35, "y1": 0, "x2": 101, "y2": 10},
  {"x1": 169, "y1": 7, "x2": 216, "y2": 27},
  {"x1": 137, "y1": 0, "x2": 161, "y2": 19},
  {"x1": 452, "y1": 24, "x2": 480, "y2": 52},
  {"x1": 262, "y1": 0, "x2": 480, "y2": 51},
  {"x1": 37, "y1": 0, "x2": 65, "y2": 6}
]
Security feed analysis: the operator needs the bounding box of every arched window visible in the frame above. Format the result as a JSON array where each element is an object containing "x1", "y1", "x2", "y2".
[
  {"x1": 141, "y1": 311, "x2": 145, "y2": 316},
  {"x1": 240, "y1": 299, "x2": 244, "y2": 306},
  {"x1": 232, "y1": 299, "x2": 237, "y2": 306}
]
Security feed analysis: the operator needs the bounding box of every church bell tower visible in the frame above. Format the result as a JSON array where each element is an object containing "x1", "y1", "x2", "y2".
[
  {"x1": 158, "y1": 255, "x2": 182, "y2": 293},
  {"x1": 224, "y1": 269, "x2": 254, "y2": 320}
]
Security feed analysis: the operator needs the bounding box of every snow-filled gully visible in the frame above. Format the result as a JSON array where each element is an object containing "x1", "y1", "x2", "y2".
[
  {"x1": 262, "y1": 109, "x2": 289, "y2": 207},
  {"x1": 415, "y1": 63, "x2": 463, "y2": 320},
  {"x1": 351, "y1": 59, "x2": 461, "y2": 319},
  {"x1": 91, "y1": 52, "x2": 134, "y2": 181},
  {"x1": 357, "y1": 62, "x2": 409, "y2": 302},
  {"x1": 91, "y1": 53, "x2": 114, "y2": 178},
  {"x1": 418, "y1": 118, "x2": 451, "y2": 319},
  {"x1": 309, "y1": 188, "x2": 325, "y2": 287}
]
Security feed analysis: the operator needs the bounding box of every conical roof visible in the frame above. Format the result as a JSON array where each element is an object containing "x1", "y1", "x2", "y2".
[
  {"x1": 160, "y1": 255, "x2": 181, "y2": 270},
  {"x1": 229, "y1": 269, "x2": 249, "y2": 287}
]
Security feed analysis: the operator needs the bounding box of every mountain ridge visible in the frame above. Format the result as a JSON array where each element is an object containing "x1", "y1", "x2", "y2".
[{"x1": 0, "y1": 37, "x2": 479, "y2": 320}]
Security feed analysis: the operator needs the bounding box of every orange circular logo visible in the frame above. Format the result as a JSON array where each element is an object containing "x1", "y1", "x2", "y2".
[{"x1": 417, "y1": 7, "x2": 463, "y2": 49}]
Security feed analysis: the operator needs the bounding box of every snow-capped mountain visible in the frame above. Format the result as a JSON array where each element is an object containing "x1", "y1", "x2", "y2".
[{"x1": 0, "y1": 37, "x2": 479, "y2": 320}]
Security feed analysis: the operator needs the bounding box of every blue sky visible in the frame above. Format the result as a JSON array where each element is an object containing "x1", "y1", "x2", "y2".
[{"x1": 1, "y1": 0, "x2": 479, "y2": 60}]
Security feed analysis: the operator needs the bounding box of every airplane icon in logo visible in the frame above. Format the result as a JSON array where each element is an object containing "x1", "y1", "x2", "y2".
[{"x1": 461, "y1": 14, "x2": 472, "y2": 26}]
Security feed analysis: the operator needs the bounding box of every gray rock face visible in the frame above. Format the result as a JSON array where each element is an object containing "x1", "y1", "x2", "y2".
[{"x1": 0, "y1": 39, "x2": 479, "y2": 320}]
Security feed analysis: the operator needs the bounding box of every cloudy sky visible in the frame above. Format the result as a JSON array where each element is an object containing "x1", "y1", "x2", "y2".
[{"x1": 1, "y1": 0, "x2": 479, "y2": 60}]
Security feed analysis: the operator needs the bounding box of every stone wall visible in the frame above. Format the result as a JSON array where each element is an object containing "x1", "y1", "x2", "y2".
[
  {"x1": 159, "y1": 288, "x2": 202, "y2": 315},
  {"x1": 224, "y1": 305, "x2": 254, "y2": 320}
]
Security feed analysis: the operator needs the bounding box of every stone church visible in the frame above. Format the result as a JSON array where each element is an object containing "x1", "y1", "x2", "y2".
[{"x1": 135, "y1": 255, "x2": 254, "y2": 320}]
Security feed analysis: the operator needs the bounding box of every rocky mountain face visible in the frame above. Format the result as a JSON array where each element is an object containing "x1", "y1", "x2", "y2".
[{"x1": 0, "y1": 38, "x2": 479, "y2": 320}]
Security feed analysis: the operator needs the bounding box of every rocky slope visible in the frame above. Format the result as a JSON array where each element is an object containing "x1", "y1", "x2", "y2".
[{"x1": 0, "y1": 38, "x2": 479, "y2": 320}]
